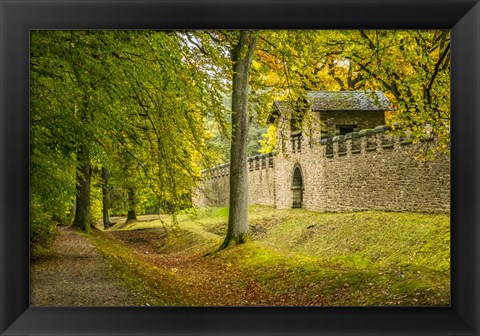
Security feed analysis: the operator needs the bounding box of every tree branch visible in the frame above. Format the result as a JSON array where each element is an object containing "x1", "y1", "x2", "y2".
[{"x1": 426, "y1": 42, "x2": 450, "y2": 107}]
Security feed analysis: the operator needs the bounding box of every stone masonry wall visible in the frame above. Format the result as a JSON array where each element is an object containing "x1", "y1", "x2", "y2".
[
  {"x1": 319, "y1": 110, "x2": 385, "y2": 136},
  {"x1": 193, "y1": 128, "x2": 450, "y2": 213},
  {"x1": 192, "y1": 153, "x2": 276, "y2": 208}
]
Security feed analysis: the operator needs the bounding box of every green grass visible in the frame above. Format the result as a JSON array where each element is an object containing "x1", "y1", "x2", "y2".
[{"x1": 90, "y1": 205, "x2": 450, "y2": 306}]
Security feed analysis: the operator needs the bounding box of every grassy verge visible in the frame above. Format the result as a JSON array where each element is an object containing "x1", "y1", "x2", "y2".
[
  {"x1": 88, "y1": 229, "x2": 193, "y2": 306},
  {"x1": 90, "y1": 206, "x2": 450, "y2": 306}
]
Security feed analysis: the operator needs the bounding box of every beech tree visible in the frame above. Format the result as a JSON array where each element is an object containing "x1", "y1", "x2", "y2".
[
  {"x1": 220, "y1": 31, "x2": 258, "y2": 248},
  {"x1": 100, "y1": 167, "x2": 111, "y2": 229},
  {"x1": 30, "y1": 30, "x2": 225, "y2": 240}
]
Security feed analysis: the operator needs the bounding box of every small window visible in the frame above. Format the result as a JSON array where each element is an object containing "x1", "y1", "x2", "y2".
[
  {"x1": 336, "y1": 124, "x2": 357, "y2": 136},
  {"x1": 339, "y1": 127, "x2": 354, "y2": 135}
]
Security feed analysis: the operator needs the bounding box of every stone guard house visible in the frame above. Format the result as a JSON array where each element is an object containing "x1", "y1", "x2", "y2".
[{"x1": 193, "y1": 91, "x2": 450, "y2": 213}]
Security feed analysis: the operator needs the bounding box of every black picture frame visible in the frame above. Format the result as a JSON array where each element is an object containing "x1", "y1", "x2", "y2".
[{"x1": 1, "y1": 1, "x2": 479, "y2": 335}]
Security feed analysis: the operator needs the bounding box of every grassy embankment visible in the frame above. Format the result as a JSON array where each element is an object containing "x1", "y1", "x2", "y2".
[{"x1": 89, "y1": 206, "x2": 450, "y2": 306}]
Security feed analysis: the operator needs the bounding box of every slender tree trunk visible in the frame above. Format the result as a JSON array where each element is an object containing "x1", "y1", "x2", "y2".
[
  {"x1": 101, "y1": 167, "x2": 111, "y2": 229},
  {"x1": 220, "y1": 31, "x2": 257, "y2": 249},
  {"x1": 72, "y1": 145, "x2": 92, "y2": 232},
  {"x1": 126, "y1": 187, "x2": 137, "y2": 222}
]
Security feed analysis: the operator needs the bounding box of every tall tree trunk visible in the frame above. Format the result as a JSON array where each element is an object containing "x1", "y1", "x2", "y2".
[
  {"x1": 220, "y1": 31, "x2": 257, "y2": 249},
  {"x1": 101, "y1": 167, "x2": 111, "y2": 229},
  {"x1": 126, "y1": 187, "x2": 137, "y2": 222},
  {"x1": 72, "y1": 145, "x2": 92, "y2": 232}
]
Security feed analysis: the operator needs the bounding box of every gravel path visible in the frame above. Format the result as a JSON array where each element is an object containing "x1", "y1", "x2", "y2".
[{"x1": 30, "y1": 226, "x2": 140, "y2": 306}]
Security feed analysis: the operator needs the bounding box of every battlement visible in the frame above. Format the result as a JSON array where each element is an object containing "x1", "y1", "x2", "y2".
[
  {"x1": 318, "y1": 125, "x2": 434, "y2": 158},
  {"x1": 201, "y1": 163, "x2": 230, "y2": 179},
  {"x1": 201, "y1": 152, "x2": 275, "y2": 180},
  {"x1": 201, "y1": 124, "x2": 436, "y2": 180},
  {"x1": 248, "y1": 152, "x2": 275, "y2": 171},
  {"x1": 194, "y1": 123, "x2": 449, "y2": 214}
]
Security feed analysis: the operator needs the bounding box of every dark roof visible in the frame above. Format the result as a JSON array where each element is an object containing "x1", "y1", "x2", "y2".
[
  {"x1": 272, "y1": 91, "x2": 392, "y2": 119},
  {"x1": 307, "y1": 91, "x2": 392, "y2": 111}
]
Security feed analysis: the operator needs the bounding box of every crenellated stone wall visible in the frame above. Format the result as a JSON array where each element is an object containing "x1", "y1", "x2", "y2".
[
  {"x1": 192, "y1": 153, "x2": 276, "y2": 208},
  {"x1": 193, "y1": 126, "x2": 450, "y2": 213}
]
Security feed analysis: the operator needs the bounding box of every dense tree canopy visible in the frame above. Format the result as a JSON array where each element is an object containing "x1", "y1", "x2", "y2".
[
  {"x1": 30, "y1": 31, "x2": 227, "y2": 250},
  {"x1": 254, "y1": 30, "x2": 450, "y2": 153}
]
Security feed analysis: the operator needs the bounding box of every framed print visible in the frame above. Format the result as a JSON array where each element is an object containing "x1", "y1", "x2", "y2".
[{"x1": 1, "y1": 0, "x2": 479, "y2": 335}]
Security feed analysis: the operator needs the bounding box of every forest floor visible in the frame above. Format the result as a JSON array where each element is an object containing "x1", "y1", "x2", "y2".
[
  {"x1": 30, "y1": 206, "x2": 451, "y2": 307},
  {"x1": 30, "y1": 226, "x2": 144, "y2": 306}
]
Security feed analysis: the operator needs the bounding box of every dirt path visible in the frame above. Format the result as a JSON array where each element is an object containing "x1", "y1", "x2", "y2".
[{"x1": 30, "y1": 226, "x2": 141, "y2": 306}]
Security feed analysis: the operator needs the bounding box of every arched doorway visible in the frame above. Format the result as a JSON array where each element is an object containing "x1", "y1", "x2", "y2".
[{"x1": 291, "y1": 164, "x2": 303, "y2": 208}]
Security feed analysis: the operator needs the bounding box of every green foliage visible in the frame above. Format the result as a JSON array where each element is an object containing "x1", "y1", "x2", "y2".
[
  {"x1": 247, "y1": 121, "x2": 269, "y2": 156},
  {"x1": 30, "y1": 220, "x2": 58, "y2": 258},
  {"x1": 30, "y1": 133, "x2": 76, "y2": 252},
  {"x1": 30, "y1": 30, "x2": 227, "y2": 237},
  {"x1": 203, "y1": 95, "x2": 270, "y2": 164},
  {"x1": 201, "y1": 93, "x2": 234, "y2": 168},
  {"x1": 30, "y1": 195, "x2": 59, "y2": 258}
]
